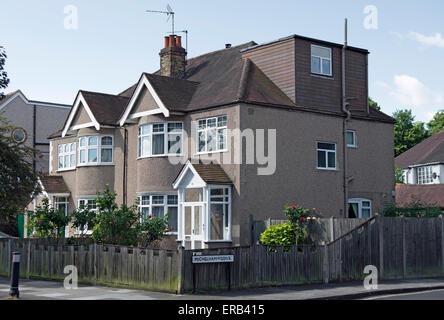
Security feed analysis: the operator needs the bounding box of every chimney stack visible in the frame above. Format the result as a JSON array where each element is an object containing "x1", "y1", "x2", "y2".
[{"x1": 160, "y1": 34, "x2": 187, "y2": 78}]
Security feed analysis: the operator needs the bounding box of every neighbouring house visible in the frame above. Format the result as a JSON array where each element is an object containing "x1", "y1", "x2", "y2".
[
  {"x1": 395, "y1": 131, "x2": 444, "y2": 208},
  {"x1": 29, "y1": 33, "x2": 395, "y2": 248},
  {"x1": 0, "y1": 90, "x2": 71, "y2": 173}
]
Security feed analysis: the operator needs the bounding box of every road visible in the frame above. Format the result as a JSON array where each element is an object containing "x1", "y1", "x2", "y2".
[{"x1": 364, "y1": 288, "x2": 444, "y2": 300}]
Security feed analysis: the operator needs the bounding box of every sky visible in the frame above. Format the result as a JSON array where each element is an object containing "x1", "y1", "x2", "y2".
[{"x1": 1, "y1": 0, "x2": 443, "y2": 123}]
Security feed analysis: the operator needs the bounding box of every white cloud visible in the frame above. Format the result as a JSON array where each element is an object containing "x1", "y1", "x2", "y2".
[
  {"x1": 375, "y1": 75, "x2": 444, "y2": 122},
  {"x1": 390, "y1": 31, "x2": 444, "y2": 49},
  {"x1": 407, "y1": 32, "x2": 444, "y2": 48}
]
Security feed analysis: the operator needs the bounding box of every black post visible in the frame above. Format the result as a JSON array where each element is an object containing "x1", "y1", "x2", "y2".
[
  {"x1": 192, "y1": 262, "x2": 196, "y2": 293},
  {"x1": 9, "y1": 252, "x2": 20, "y2": 298},
  {"x1": 227, "y1": 263, "x2": 231, "y2": 291}
]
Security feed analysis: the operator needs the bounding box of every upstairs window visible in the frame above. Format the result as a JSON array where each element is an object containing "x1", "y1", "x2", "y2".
[
  {"x1": 317, "y1": 142, "x2": 336, "y2": 170},
  {"x1": 78, "y1": 135, "x2": 113, "y2": 165},
  {"x1": 58, "y1": 142, "x2": 76, "y2": 170},
  {"x1": 311, "y1": 45, "x2": 332, "y2": 76},
  {"x1": 138, "y1": 122, "x2": 183, "y2": 158},
  {"x1": 197, "y1": 115, "x2": 227, "y2": 154},
  {"x1": 346, "y1": 130, "x2": 356, "y2": 147},
  {"x1": 417, "y1": 166, "x2": 433, "y2": 184}
]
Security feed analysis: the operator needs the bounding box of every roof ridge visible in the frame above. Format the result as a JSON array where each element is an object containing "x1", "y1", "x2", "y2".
[
  {"x1": 143, "y1": 72, "x2": 201, "y2": 85},
  {"x1": 236, "y1": 58, "x2": 252, "y2": 101},
  {"x1": 80, "y1": 89, "x2": 130, "y2": 99},
  {"x1": 185, "y1": 41, "x2": 256, "y2": 64}
]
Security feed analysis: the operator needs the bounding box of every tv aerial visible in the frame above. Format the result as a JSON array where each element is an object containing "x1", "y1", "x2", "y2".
[{"x1": 146, "y1": 4, "x2": 175, "y2": 35}]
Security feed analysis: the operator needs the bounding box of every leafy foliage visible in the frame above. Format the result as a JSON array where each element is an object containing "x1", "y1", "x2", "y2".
[
  {"x1": 382, "y1": 198, "x2": 442, "y2": 218},
  {"x1": 90, "y1": 186, "x2": 170, "y2": 247},
  {"x1": 0, "y1": 116, "x2": 41, "y2": 218},
  {"x1": 393, "y1": 109, "x2": 430, "y2": 156},
  {"x1": 0, "y1": 47, "x2": 9, "y2": 100},
  {"x1": 27, "y1": 198, "x2": 70, "y2": 238},
  {"x1": 260, "y1": 223, "x2": 297, "y2": 246},
  {"x1": 427, "y1": 110, "x2": 444, "y2": 135},
  {"x1": 368, "y1": 97, "x2": 381, "y2": 111},
  {"x1": 71, "y1": 206, "x2": 97, "y2": 237}
]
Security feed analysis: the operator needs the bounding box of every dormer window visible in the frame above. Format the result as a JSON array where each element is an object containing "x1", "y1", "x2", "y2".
[{"x1": 311, "y1": 44, "x2": 332, "y2": 76}]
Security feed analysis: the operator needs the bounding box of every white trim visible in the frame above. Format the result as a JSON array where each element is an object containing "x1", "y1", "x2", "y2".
[
  {"x1": 0, "y1": 90, "x2": 70, "y2": 112},
  {"x1": 316, "y1": 141, "x2": 337, "y2": 170},
  {"x1": 310, "y1": 44, "x2": 332, "y2": 77},
  {"x1": 62, "y1": 92, "x2": 100, "y2": 137},
  {"x1": 119, "y1": 74, "x2": 170, "y2": 126},
  {"x1": 348, "y1": 198, "x2": 372, "y2": 218},
  {"x1": 129, "y1": 109, "x2": 163, "y2": 119},
  {"x1": 78, "y1": 135, "x2": 114, "y2": 166},
  {"x1": 172, "y1": 160, "x2": 207, "y2": 189},
  {"x1": 69, "y1": 121, "x2": 97, "y2": 131},
  {"x1": 138, "y1": 122, "x2": 184, "y2": 158},
  {"x1": 346, "y1": 130, "x2": 357, "y2": 148}
]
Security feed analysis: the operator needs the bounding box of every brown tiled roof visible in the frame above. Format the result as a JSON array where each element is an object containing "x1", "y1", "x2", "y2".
[
  {"x1": 192, "y1": 163, "x2": 232, "y2": 184},
  {"x1": 395, "y1": 131, "x2": 444, "y2": 169},
  {"x1": 80, "y1": 90, "x2": 129, "y2": 126},
  {"x1": 40, "y1": 176, "x2": 70, "y2": 194},
  {"x1": 396, "y1": 184, "x2": 444, "y2": 208},
  {"x1": 143, "y1": 73, "x2": 199, "y2": 112}
]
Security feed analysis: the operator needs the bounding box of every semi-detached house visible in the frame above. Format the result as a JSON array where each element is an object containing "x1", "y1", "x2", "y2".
[{"x1": 30, "y1": 33, "x2": 395, "y2": 249}]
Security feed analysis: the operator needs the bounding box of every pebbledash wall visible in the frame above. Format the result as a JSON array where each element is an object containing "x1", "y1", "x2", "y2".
[{"x1": 42, "y1": 34, "x2": 395, "y2": 247}]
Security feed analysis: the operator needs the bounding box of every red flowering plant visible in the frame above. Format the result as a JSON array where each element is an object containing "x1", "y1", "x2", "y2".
[
  {"x1": 283, "y1": 204, "x2": 320, "y2": 244},
  {"x1": 137, "y1": 212, "x2": 170, "y2": 248}
]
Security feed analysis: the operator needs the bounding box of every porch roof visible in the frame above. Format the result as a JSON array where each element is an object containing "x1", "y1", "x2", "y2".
[
  {"x1": 173, "y1": 161, "x2": 232, "y2": 189},
  {"x1": 40, "y1": 176, "x2": 70, "y2": 194}
]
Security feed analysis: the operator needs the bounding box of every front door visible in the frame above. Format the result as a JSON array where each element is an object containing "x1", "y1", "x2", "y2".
[{"x1": 184, "y1": 204, "x2": 203, "y2": 249}]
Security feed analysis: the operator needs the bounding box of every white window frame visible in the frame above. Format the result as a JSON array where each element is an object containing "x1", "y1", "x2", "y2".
[
  {"x1": 346, "y1": 130, "x2": 357, "y2": 148},
  {"x1": 138, "y1": 122, "x2": 183, "y2": 158},
  {"x1": 348, "y1": 198, "x2": 372, "y2": 218},
  {"x1": 316, "y1": 142, "x2": 337, "y2": 170},
  {"x1": 138, "y1": 193, "x2": 178, "y2": 234},
  {"x1": 311, "y1": 44, "x2": 332, "y2": 76},
  {"x1": 417, "y1": 166, "x2": 433, "y2": 184},
  {"x1": 58, "y1": 142, "x2": 76, "y2": 171},
  {"x1": 196, "y1": 115, "x2": 228, "y2": 155},
  {"x1": 76, "y1": 198, "x2": 97, "y2": 235},
  {"x1": 78, "y1": 135, "x2": 114, "y2": 166},
  {"x1": 208, "y1": 186, "x2": 231, "y2": 242}
]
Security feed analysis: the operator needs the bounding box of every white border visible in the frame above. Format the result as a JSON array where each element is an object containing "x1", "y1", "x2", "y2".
[{"x1": 62, "y1": 92, "x2": 100, "y2": 137}]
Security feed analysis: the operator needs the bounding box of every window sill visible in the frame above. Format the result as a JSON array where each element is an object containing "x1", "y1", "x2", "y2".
[
  {"x1": 347, "y1": 145, "x2": 357, "y2": 149},
  {"x1": 57, "y1": 168, "x2": 76, "y2": 172},
  {"x1": 137, "y1": 154, "x2": 183, "y2": 160},
  {"x1": 204, "y1": 240, "x2": 232, "y2": 243},
  {"x1": 316, "y1": 167, "x2": 339, "y2": 171},
  {"x1": 195, "y1": 149, "x2": 228, "y2": 156},
  {"x1": 77, "y1": 163, "x2": 115, "y2": 167},
  {"x1": 310, "y1": 73, "x2": 334, "y2": 80}
]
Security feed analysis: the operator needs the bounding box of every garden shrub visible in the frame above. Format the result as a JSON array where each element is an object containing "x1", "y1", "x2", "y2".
[
  {"x1": 382, "y1": 198, "x2": 442, "y2": 218},
  {"x1": 27, "y1": 198, "x2": 70, "y2": 238}
]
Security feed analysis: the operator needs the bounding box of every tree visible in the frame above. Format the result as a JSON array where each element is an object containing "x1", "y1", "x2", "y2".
[
  {"x1": 393, "y1": 109, "x2": 430, "y2": 156},
  {"x1": 427, "y1": 110, "x2": 444, "y2": 135},
  {"x1": 368, "y1": 97, "x2": 381, "y2": 111},
  {"x1": 0, "y1": 116, "x2": 41, "y2": 218},
  {"x1": 0, "y1": 47, "x2": 9, "y2": 100}
]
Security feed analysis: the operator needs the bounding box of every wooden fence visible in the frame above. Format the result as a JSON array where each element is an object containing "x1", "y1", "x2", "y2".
[
  {"x1": 1, "y1": 216, "x2": 444, "y2": 293},
  {"x1": 0, "y1": 239, "x2": 180, "y2": 293},
  {"x1": 251, "y1": 217, "x2": 370, "y2": 244}
]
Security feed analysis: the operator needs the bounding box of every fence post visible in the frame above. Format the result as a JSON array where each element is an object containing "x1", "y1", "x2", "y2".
[
  {"x1": 26, "y1": 239, "x2": 31, "y2": 279},
  {"x1": 402, "y1": 216, "x2": 407, "y2": 279},
  {"x1": 7, "y1": 238, "x2": 12, "y2": 277},
  {"x1": 330, "y1": 217, "x2": 334, "y2": 242},
  {"x1": 378, "y1": 215, "x2": 384, "y2": 280},
  {"x1": 94, "y1": 242, "x2": 97, "y2": 285},
  {"x1": 441, "y1": 215, "x2": 444, "y2": 276},
  {"x1": 323, "y1": 244, "x2": 329, "y2": 284},
  {"x1": 177, "y1": 246, "x2": 185, "y2": 294}
]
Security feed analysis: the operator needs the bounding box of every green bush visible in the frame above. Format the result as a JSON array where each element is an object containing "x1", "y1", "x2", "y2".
[
  {"x1": 382, "y1": 198, "x2": 442, "y2": 218},
  {"x1": 260, "y1": 222, "x2": 296, "y2": 246}
]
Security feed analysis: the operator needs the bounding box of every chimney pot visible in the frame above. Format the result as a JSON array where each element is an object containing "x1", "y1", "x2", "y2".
[
  {"x1": 176, "y1": 36, "x2": 182, "y2": 48},
  {"x1": 164, "y1": 36, "x2": 170, "y2": 48},
  {"x1": 169, "y1": 35, "x2": 175, "y2": 47}
]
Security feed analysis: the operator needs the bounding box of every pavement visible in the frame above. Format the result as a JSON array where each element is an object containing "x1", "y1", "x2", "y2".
[{"x1": 1, "y1": 276, "x2": 444, "y2": 300}]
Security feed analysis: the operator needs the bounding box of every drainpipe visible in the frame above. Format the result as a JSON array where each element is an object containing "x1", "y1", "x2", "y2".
[
  {"x1": 342, "y1": 19, "x2": 351, "y2": 218},
  {"x1": 123, "y1": 128, "x2": 128, "y2": 205}
]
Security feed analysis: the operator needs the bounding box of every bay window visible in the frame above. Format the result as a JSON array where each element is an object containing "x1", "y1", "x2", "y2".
[
  {"x1": 138, "y1": 122, "x2": 183, "y2": 157},
  {"x1": 76, "y1": 198, "x2": 97, "y2": 234},
  {"x1": 417, "y1": 166, "x2": 433, "y2": 184},
  {"x1": 58, "y1": 142, "x2": 76, "y2": 170},
  {"x1": 197, "y1": 115, "x2": 227, "y2": 153},
  {"x1": 78, "y1": 135, "x2": 113, "y2": 165},
  {"x1": 138, "y1": 194, "x2": 178, "y2": 233}
]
